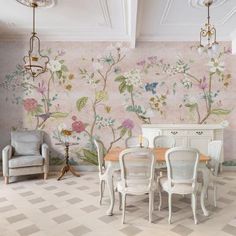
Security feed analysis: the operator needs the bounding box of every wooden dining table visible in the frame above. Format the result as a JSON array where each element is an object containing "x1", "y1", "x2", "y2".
[{"x1": 104, "y1": 147, "x2": 211, "y2": 216}]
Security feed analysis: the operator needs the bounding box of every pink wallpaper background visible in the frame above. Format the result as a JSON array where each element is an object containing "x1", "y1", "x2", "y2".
[{"x1": 0, "y1": 41, "x2": 236, "y2": 166}]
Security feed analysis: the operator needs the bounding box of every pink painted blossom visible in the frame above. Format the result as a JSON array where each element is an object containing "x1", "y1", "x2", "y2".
[
  {"x1": 72, "y1": 115, "x2": 77, "y2": 121},
  {"x1": 136, "y1": 60, "x2": 146, "y2": 66},
  {"x1": 122, "y1": 119, "x2": 134, "y2": 130},
  {"x1": 23, "y1": 98, "x2": 38, "y2": 112},
  {"x1": 198, "y1": 76, "x2": 208, "y2": 90},
  {"x1": 148, "y1": 56, "x2": 157, "y2": 64},
  {"x1": 72, "y1": 121, "x2": 85, "y2": 133}
]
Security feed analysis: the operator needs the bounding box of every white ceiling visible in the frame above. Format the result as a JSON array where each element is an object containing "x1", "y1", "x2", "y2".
[{"x1": 0, "y1": 0, "x2": 236, "y2": 48}]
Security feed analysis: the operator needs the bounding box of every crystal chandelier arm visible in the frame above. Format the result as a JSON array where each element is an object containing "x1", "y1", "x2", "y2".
[
  {"x1": 211, "y1": 27, "x2": 217, "y2": 43},
  {"x1": 199, "y1": 31, "x2": 202, "y2": 46},
  {"x1": 200, "y1": 29, "x2": 208, "y2": 37}
]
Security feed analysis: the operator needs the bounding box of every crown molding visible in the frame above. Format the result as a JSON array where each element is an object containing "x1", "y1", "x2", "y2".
[
  {"x1": 189, "y1": 0, "x2": 227, "y2": 8},
  {"x1": 160, "y1": 0, "x2": 235, "y2": 26},
  {"x1": 0, "y1": 33, "x2": 130, "y2": 42},
  {"x1": 137, "y1": 35, "x2": 230, "y2": 42},
  {"x1": 99, "y1": 0, "x2": 112, "y2": 28}
]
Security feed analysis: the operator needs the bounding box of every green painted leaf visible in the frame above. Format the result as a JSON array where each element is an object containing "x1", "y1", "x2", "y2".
[
  {"x1": 82, "y1": 149, "x2": 98, "y2": 165},
  {"x1": 95, "y1": 90, "x2": 108, "y2": 102},
  {"x1": 128, "y1": 129, "x2": 132, "y2": 137},
  {"x1": 61, "y1": 65, "x2": 68, "y2": 72},
  {"x1": 119, "y1": 81, "x2": 126, "y2": 93},
  {"x1": 127, "y1": 85, "x2": 133, "y2": 93},
  {"x1": 76, "y1": 97, "x2": 88, "y2": 112},
  {"x1": 120, "y1": 128, "x2": 127, "y2": 137},
  {"x1": 56, "y1": 71, "x2": 62, "y2": 79},
  {"x1": 185, "y1": 103, "x2": 197, "y2": 108},
  {"x1": 51, "y1": 112, "x2": 69, "y2": 118},
  {"x1": 115, "y1": 75, "x2": 126, "y2": 82},
  {"x1": 211, "y1": 109, "x2": 231, "y2": 115}
]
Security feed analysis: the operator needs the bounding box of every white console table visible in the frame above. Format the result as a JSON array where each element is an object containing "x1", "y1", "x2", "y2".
[{"x1": 142, "y1": 124, "x2": 224, "y2": 163}]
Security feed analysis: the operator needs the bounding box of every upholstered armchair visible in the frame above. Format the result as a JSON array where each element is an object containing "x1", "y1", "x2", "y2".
[{"x1": 2, "y1": 130, "x2": 49, "y2": 184}]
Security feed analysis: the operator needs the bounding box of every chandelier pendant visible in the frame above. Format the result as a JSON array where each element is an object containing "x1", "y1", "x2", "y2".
[
  {"x1": 23, "y1": 2, "x2": 49, "y2": 78},
  {"x1": 198, "y1": 0, "x2": 219, "y2": 56}
]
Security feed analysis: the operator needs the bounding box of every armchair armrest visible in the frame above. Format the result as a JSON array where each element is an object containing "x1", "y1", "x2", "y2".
[
  {"x1": 41, "y1": 143, "x2": 49, "y2": 173},
  {"x1": 2, "y1": 145, "x2": 13, "y2": 176}
]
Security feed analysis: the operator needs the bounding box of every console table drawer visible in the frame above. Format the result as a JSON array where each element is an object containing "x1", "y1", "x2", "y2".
[
  {"x1": 188, "y1": 130, "x2": 213, "y2": 136},
  {"x1": 163, "y1": 130, "x2": 187, "y2": 136}
]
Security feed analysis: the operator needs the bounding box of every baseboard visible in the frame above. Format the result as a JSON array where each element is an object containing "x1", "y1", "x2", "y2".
[
  {"x1": 222, "y1": 166, "x2": 236, "y2": 171},
  {"x1": 49, "y1": 165, "x2": 98, "y2": 172}
]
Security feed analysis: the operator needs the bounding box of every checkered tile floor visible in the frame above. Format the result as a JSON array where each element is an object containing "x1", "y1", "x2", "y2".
[{"x1": 0, "y1": 172, "x2": 236, "y2": 236}]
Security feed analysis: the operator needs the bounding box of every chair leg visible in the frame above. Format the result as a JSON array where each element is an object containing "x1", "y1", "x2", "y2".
[
  {"x1": 213, "y1": 183, "x2": 217, "y2": 207},
  {"x1": 44, "y1": 173, "x2": 48, "y2": 180},
  {"x1": 99, "y1": 180, "x2": 104, "y2": 205},
  {"x1": 206, "y1": 187, "x2": 209, "y2": 200},
  {"x1": 192, "y1": 193, "x2": 198, "y2": 224},
  {"x1": 149, "y1": 192, "x2": 154, "y2": 223},
  {"x1": 118, "y1": 192, "x2": 122, "y2": 210},
  {"x1": 121, "y1": 194, "x2": 126, "y2": 224},
  {"x1": 4, "y1": 176, "x2": 9, "y2": 184},
  {"x1": 158, "y1": 191, "x2": 162, "y2": 211},
  {"x1": 168, "y1": 193, "x2": 172, "y2": 224}
]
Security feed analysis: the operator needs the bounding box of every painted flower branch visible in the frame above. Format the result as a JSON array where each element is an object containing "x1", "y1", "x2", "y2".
[
  {"x1": 1, "y1": 50, "x2": 73, "y2": 129},
  {"x1": 141, "y1": 49, "x2": 232, "y2": 124},
  {"x1": 75, "y1": 44, "x2": 133, "y2": 165}
]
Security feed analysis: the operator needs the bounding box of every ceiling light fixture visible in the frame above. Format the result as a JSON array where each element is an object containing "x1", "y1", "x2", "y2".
[
  {"x1": 197, "y1": 0, "x2": 219, "y2": 57},
  {"x1": 17, "y1": 0, "x2": 50, "y2": 78}
]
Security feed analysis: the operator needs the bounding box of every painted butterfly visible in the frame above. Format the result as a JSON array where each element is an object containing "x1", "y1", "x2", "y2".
[{"x1": 144, "y1": 82, "x2": 158, "y2": 94}]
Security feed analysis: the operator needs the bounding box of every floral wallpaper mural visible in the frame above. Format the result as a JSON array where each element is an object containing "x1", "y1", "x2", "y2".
[
  {"x1": 116, "y1": 47, "x2": 232, "y2": 125},
  {"x1": 2, "y1": 49, "x2": 71, "y2": 130},
  {"x1": 0, "y1": 41, "x2": 235, "y2": 167}
]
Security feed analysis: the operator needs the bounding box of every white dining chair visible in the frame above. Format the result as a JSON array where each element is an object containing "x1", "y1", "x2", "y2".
[
  {"x1": 159, "y1": 147, "x2": 200, "y2": 224},
  {"x1": 117, "y1": 147, "x2": 157, "y2": 224},
  {"x1": 153, "y1": 135, "x2": 176, "y2": 148},
  {"x1": 94, "y1": 139, "x2": 107, "y2": 205},
  {"x1": 125, "y1": 136, "x2": 149, "y2": 148},
  {"x1": 153, "y1": 135, "x2": 176, "y2": 178},
  {"x1": 207, "y1": 140, "x2": 222, "y2": 207},
  {"x1": 94, "y1": 139, "x2": 121, "y2": 206}
]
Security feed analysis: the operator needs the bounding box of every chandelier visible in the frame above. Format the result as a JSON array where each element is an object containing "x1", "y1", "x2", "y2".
[
  {"x1": 197, "y1": 0, "x2": 219, "y2": 56},
  {"x1": 17, "y1": 0, "x2": 50, "y2": 78}
]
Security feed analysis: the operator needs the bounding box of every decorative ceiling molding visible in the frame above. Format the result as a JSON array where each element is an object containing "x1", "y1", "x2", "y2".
[
  {"x1": 160, "y1": 0, "x2": 173, "y2": 25},
  {"x1": 99, "y1": 0, "x2": 112, "y2": 28},
  {"x1": 122, "y1": 0, "x2": 128, "y2": 35},
  {"x1": 137, "y1": 34, "x2": 229, "y2": 42},
  {"x1": 160, "y1": 0, "x2": 234, "y2": 26},
  {"x1": 16, "y1": 0, "x2": 56, "y2": 8},
  {"x1": 189, "y1": 0, "x2": 228, "y2": 9},
  {"x1": 0, "y1": 32, "x2": 130, "y2": 42},
  {"x1": 218, "y1": 6, "x2": 236, "y2": 25}
]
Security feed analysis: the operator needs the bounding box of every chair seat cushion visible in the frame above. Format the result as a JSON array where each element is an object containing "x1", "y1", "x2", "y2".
[
  {"x1": 160, "y1": 177, "x2": 194, "y2": 194},
  {"x1": 9, "y1": 155, "x2": 44, "y2": 168}
]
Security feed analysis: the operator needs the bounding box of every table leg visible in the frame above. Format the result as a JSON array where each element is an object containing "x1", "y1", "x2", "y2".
[
  {"x1": 199, "y1": 167, "x2": 210, "y2": 216},
  {"x1": 57, "y1": 165, "x2": 69, "y2": 181},
  {"x1": 69, "y1": 165, "x2": 80, "y2": 177},
  {"x1": 105, "y1": 162, "x2": 115, "y2": 216}
]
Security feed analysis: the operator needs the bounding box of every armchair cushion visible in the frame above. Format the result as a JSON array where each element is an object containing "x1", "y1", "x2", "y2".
[
  {"x1": 11, "y1": 130, "x2": 43, "y2": 154},
  {"x1": 9, "y1": 155, "x2": 44, "y2": 168},
  {"x1": 14, "y1": 141, "x2": 41, "y2": 156}
]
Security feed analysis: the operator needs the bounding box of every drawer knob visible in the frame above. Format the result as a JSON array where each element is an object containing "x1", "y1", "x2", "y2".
[
  {"x1": 171, "y1": 131, "x2": 178, "y2": 135},
  {"x1": 196, "y1": 131, "x2": 203, "y2": 135}
]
